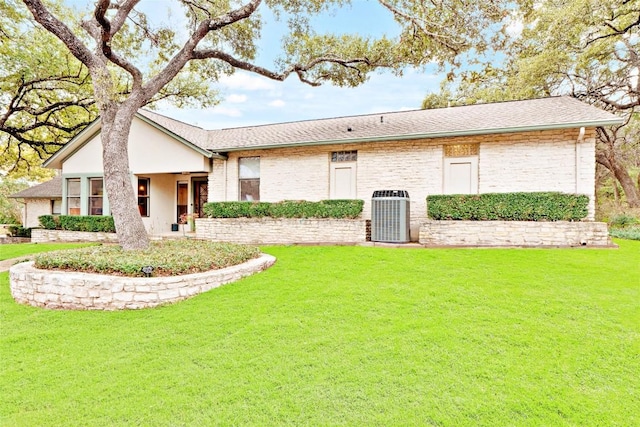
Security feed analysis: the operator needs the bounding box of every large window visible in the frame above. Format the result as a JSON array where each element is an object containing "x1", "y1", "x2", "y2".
[
  {"x1": 89, "y1": 178, "x2": 104, "y2": 215},
  {"x1": 66, "y1": 178, "x2": 81, "y2": 215},
  {"x1": 239, "y1": 157, "x2": 260, "y2": 201},
  {"x1": 138, "y1": 177, "x2": 150, "y2": 217}
]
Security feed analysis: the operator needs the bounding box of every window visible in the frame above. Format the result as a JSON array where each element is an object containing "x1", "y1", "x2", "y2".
[
  {"x1": 331, "y1": 150, "x2": 358, "y2": 162},
  {"x1": 89, "y1": 178, "x2": 104, "y2": 215},
  {"x1": 66, "y1": 178, "x2": 81, "y2": 215},
  {"x1": 138, "y1": 178, "x2": 150, "y2": 217},
  {"x1": 51, "y1": 199, "x2": 62, "y2": 215},
  {"x1": 330, "y1": 151, "x2": 357, "y2": 199},
  {"x1": 443, "y1": 144, "x2": 479, "y2": 194},
  {"x1": 239, "y1": 157, "x2": 260, "y2": 201}
]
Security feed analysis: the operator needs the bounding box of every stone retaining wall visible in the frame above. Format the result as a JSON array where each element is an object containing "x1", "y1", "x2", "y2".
[
  {"x1": 419, "y1": 220, "x2": 612, "y2": 247},
  {"x1": 196, "y1": 218, "x2": 367, "y2": 244},
  {"x1": 9, "y1": 254, "x2": 276, "y2": 310},
  {"x1": 31, "y1": 228, "x2": 118, "y2": 243}
]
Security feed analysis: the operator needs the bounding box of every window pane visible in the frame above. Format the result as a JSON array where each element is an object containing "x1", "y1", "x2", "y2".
[
  {"x1": 138, "y1": 178, "x2": 150, "y2": 217},
  {"x1": 67, "y1": 178, "x2": 80, "y2": 196},
  {"x1": 67, "y1": 178, "x2": 81, "y2": 215},
  {"x1": 240, "y1": 179, "x2": 260, "y2": 201},
  {"x1": 90, "y1": 178, "x2": 103, "y2": 196},
  {"x1": 239, "y1": 157, "x2": 260, "y2": 179}
]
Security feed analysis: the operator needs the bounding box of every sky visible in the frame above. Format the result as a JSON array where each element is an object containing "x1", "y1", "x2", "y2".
[{"x1": 147, "y1": 1, "x2": 445, "y2": 130}]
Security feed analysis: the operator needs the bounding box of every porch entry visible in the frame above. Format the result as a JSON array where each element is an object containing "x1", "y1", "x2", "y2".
[{"x1": 192, "y1": 179, "x2": 208, "y2": 218}]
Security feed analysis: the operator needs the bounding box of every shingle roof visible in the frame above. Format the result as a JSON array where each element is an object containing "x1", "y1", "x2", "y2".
[
  {"x1": 201, "y1": 96, "x2": 621, "y2": 152},
  {"x1": 10, "y1": 176, "x2": 62, "y2": 198}
]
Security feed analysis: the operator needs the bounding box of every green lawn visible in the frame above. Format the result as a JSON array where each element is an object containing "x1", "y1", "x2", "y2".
[
  {"x1": 0, "y1": 243, "x2": 95, "y2": 261},
  {"x1": 1, "y1": 241, "x2": 639, "y2": 426}
]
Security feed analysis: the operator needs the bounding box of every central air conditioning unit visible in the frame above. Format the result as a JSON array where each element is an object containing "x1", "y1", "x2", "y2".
[{"x1": 371, "y1": 190, "x2": 410, "y2": 243}]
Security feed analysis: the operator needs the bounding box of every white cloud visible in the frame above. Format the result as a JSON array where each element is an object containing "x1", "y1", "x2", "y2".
[
  {"x1": 268, "y1": 99, "x2": 286, "y2": 107},
  {"x1": 219, "y1": 72, "x2": 276, "y2": 91},
  {"x1": 226, "y1": 94, "x2": 248, "y2": 103}
]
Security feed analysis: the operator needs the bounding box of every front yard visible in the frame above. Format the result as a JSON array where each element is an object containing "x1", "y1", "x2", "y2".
[{"x1": 1, "y1": 241, "x2": 638, "y2": 426}]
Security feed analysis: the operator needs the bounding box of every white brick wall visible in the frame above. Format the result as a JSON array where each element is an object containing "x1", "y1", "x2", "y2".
[
  {"x1": 206, "y1": 128, "x2": 597, "y2": 240},
  {"x1": 23, "y1": 198, "x2": 56, "y2": 228}
]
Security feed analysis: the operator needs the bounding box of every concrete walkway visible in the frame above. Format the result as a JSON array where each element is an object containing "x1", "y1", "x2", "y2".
[{"x1": 0, "y1": 257, "x2": 32, "y2": 273}]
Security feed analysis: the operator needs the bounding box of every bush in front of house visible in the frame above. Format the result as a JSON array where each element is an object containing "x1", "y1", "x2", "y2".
[
  {"x1": 39, "y1": 215, "x2": 116, "y2": 232},
  {"x1": 8, "y1": 225, "x2": 31, "y2": 237},
  {"x1": 427, "y1": 192, "x2": 589, "y2": 221},
  {"x1": 608, "y1": 213, "x2": 640, "y2": 240},
  {"x1": 203, "y1": 199, "x2": 364, "y2": 219},
  {"x1": 34, "y1": 240, "x2": 261, "y2": 277}
]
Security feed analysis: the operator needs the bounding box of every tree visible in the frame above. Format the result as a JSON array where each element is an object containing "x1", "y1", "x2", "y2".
[
  {"x1": 0, "y1": 176, "x2": 28, "y2": 224},
  {"x1": 0, "y1": 0, "x2": 95, "y2": 179},
  {"x1": 424, "y1": 0, "x2": 640, "y2": 207},
  {"x1": 21, "y1": 0, "x2": 515, "y2": 250}
]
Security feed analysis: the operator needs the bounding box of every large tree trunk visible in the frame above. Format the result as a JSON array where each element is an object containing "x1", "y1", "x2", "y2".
[
  {"x1": 597, "y1": 151, "x2": 640, "y2": 208},
  {"x1": 101, "y1": 107, "x2": 150, "y2": 250}
]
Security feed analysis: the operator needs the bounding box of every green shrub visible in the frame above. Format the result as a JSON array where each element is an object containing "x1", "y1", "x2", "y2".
[
  {"x1": 8, "y1": 225, "x2": 31, "y2": 237},
  {"x1": 203, "y1": 199, "x2": 364, "y2": 219},
  {"x1": 609, "y1": 214, "x2": 639, "y2": 228},
  {"x1": 34, "y1": 240, "x2": 261, "y2": 277},
  {"x1": 39, "y1": 215, "x2": 115, "y2": 232},
  {"x1": 38, "y1": 215, "x2": 60, "y2": 230},
  {"x1": 427, "y1": 192, "x2": 589, "y2": 221},
  {"x1": 609, "y1": 226, "x2": 640, "y2": 241}
]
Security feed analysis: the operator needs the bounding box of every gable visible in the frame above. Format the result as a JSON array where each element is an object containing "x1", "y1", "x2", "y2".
[{"x1": 60, "y1": 116, "x2": 211, "y2": 174}]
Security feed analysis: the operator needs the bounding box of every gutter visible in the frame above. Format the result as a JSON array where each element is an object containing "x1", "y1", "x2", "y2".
[{"x1": 212, "y1": 119, "x2": 624, "y2": 153}]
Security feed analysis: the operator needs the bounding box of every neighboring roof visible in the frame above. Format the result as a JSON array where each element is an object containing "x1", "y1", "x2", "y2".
[
  {"x1": 10, "y1": 176, "x2": 62, "y2": 199},
  {"x1": 203, "y1": 96, "x2": 622, "y2": 152}
]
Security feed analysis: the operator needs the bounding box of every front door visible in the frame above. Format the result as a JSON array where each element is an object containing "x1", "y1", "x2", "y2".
[{"x1": 193, "y1": 179, "x2": 208, "y2": 218}]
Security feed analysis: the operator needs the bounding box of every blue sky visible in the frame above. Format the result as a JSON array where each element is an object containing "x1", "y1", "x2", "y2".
[{"x1": 151, "y1": 1, "x2": 444, "y2": 129}]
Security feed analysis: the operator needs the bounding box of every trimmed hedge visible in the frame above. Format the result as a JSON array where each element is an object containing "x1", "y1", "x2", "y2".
[
  {"x1": 39, "y1": 215, "x2": 116, "y2": 232},
  {"x1": 203, "y1": 200, "x2": 364, "y2": 219},
  {"x1": 427, "y1": 192, "x2": 589, "y2": 221}
]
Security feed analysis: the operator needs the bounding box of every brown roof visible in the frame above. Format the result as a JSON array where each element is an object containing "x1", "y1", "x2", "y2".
[
  {"x1": 201, "y1": 96, "x2": 621, "y2": 151},
  {"x1": 10, "y1": 175, "x2": 62, "y2": 199},
  {"x1": 137, "y1": 109, "x2": 210, "y2": 147}
]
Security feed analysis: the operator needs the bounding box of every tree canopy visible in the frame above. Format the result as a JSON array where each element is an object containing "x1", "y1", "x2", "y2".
[
  {"x1": 424, "y1": 0, "x2": 640, "y2": 207},
  {"x1": 17, "y1": 0, "x2": 517, "y2": 248}
]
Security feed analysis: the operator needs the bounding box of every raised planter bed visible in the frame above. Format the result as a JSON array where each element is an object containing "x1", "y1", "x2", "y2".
[
  {"x1": 419, "y1": 220, "x2": 612, "y2": 247},
  {"x1": 9, "y1": 254, "x2": 275, "y2": 310}
]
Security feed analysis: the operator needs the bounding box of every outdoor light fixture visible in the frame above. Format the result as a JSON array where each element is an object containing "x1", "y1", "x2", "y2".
[{"x1": 141, "y1": 266, "x2": 154, "y2": 277}]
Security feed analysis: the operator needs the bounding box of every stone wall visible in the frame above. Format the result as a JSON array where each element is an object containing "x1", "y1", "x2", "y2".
[
  {"x1": 9, "y1": 254, "x2": 276, "y2": 310},
  {"x1": 196, "y1": 218, "x2": 367, "y2": 244},
  {"x1": 31, "y1": 228, "x2": 118, "y2": 243},
  {"x1": 419, "y1": 220, "x2": 612, "y2": 247}
]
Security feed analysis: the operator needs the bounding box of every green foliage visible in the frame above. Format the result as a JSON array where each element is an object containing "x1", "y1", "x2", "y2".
[
  {"x1": 203, "y1": 199, "x2": 364, "y2": 219},
  {"x1": 38, "y1": 215, "x2": 116, "y2": 232},
  {"x1": 7, "y1": 225, "x2": 30, "y2": 237},
  {"x1": 0, "y1": 242, "x2": 94, "y2": 261},
  {"x1": 427, "y1": 192, "x2": 589, "y2": 221},
  {"x1": 34, "y1": 240, "x2": 260, "y2": 277},
  {"x1": 609, "y1": 214, "x2": 639, "y2": 228},
  {"x1": 609, "y1": 226, "x2": 640, "y2": 241},
  {"x1": 0, "y1": 176, "x2": 28, "y2": 224}
]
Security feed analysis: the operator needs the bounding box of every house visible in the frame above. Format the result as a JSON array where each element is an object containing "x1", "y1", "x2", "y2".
[
  {"x1": 10, "y1": 176, "x2": 63, "y2": 228},
  {"x1": 13, "y1": 96, "x2": 622, "y2": 239}
]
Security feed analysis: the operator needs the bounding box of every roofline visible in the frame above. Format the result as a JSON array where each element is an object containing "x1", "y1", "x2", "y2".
[
  {"x1": 214, "y1": 119, "x2": 623, "y2": 152},
  {"x1": 134, "y1": 113, "x2": 226, "y2": 159},
  {"x1": 43, "y1": 117, "x2": 102, "y2": 168},
  {"x1": 44, "y1": 113, "x2": 226, "y2": 168}
]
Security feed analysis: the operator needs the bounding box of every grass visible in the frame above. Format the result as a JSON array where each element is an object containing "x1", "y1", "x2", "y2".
[
  {"x1": 1, "y1": 240, "x2": 639, "y2": 426},
  {"x1": 33, "y1": 240, "x2": 260, "y2": 277},
  {"x1": 0, "y1": 243, "x2": 95, "y2": 261}
]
